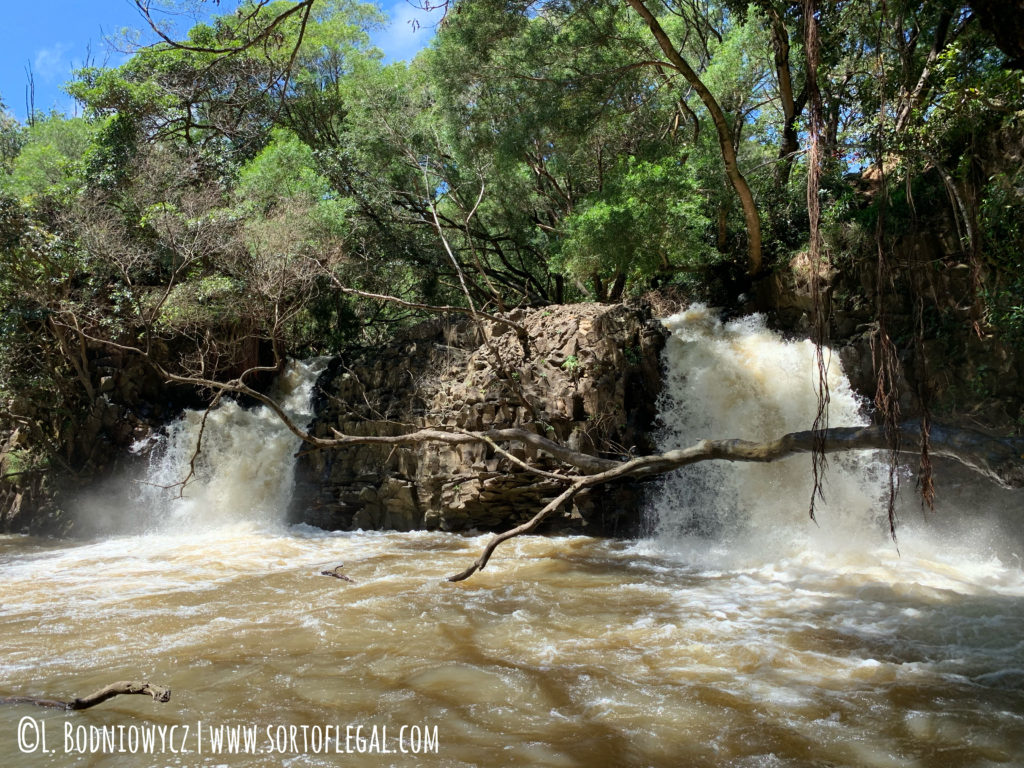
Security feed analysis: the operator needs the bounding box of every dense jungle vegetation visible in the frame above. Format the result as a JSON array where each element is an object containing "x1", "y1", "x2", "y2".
[{"x1": 1, "y1": 0, "x2": 1023, "y2": 503}]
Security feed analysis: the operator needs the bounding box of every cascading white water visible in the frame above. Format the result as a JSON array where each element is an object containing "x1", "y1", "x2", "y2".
[
  {"x1": 134, "y1": 358, "x2": 326, "y2": 531},
  {"x1": 648, "y1": 304, "x2": 894, "y2": 560},
  {"x1": 2, "y1": 323, "x2": 1023, "y2": 768}
]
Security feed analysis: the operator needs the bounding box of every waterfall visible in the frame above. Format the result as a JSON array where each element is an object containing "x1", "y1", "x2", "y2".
[
  {"x1": 648, "y1": 305, "x2": 892, "y2": 559},
  {"x1": 4, "y1": 311, "x2": 1023, "y2": 768},
  {"x1": 133, "y1": 358, "x2": 326, "y2": 531}
]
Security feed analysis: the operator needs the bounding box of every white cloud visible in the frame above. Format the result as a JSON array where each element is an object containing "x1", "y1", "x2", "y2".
[
  {"x1": 33, "y1": 43, "x2": 73, "y2": 83},
  {"x1": 373, "y1": 1, "x2": 445, "y2": 63}
]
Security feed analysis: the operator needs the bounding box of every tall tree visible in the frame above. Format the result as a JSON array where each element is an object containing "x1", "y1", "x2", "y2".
[{"x1": 624, "y1": 0, "x2": 763, "y2": 275}]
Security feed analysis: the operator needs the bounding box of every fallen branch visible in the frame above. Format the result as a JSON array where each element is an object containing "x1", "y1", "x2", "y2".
[
  {"x1": 1, "y1": 681, "x2": 171, "y2": 711},
  {"x1": 320, "y1": 565, "x2": 355, "y2": 583},
  {"x1": 449, "y1": 483, "x2": 581, "y2": 581},
  {"x1": 74, "y1": 331, "x2": 1015, "y2": 493},
  {"x1": 611, "y1": 423, "x2": 1024, "y2": 489},
  {"x1": 49, "y1": 318, "x2": 1024, "y2": 578},
  {"x1": 447, "y1": 421, "x2": 1024, "y2": 581},
  {"x1": 324, "y1": 426, "x2": 616, "y2": 475}
]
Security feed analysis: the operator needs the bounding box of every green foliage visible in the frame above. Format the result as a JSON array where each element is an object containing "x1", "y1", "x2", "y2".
[
  {"x1": 237, "y1": 129, "x2": 326, "y2": 210},
  {"x1": 427, "y1": 0, "x2": 687, "y2": 299},
  {"x1": 0, "y1": 97, "x2": 22, "y2": 172},
  {"x1": 980, "y1": 168, "x2": 1024, "y2": 341},
  {"x1": 556, "y1": 156, "x2": 714, "y2": 287},
  {"x1": 235, "y1": 128, "x2": 354, "y2": 239},
  {"x1": 156, "y1": 275, "x2": 247, "y2": 330},
  {"x1": 985, "y1": 287, "x2": 1024, "y2": 341},
  {"x1": 67, "y1": 63, "x2": 176, "y2": 122},
  {"x1": 0, "y1": 194, "x2": 88, "y2": 293},
  {"x1": 980, "y1": 169, "x2": 1024, "y2": 274},
  {"x1": 1, "y1": 447, "x2": 46, "y2": 479},
  {"x1": 82, "y1": 113, "x2": 139, "y2": 191},
  {"x1": 2, "y1": 115, "x2": 94, "y2": 199}
]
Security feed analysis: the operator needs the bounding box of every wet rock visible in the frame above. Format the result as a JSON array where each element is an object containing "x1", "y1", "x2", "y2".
[{"x1": 291, "y1": 303, "x2": 666, "y2": 535}]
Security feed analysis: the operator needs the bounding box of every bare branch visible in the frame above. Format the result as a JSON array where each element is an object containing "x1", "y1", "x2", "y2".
[
  {"x1": 424, "y1": 174, "x2": 538, "y2": 416},
  {"x1": 1, "y1": 681, "x2": 171, "y2": 711},
  {"x1": 136, "y1": 391, "x2": 223, "y2": 497},
  {"x1": 320, "y1": 564, "x2": 355, "y2": 582},
  {"x1": 447, "y1": 422, "x2": 1024, "y2": 581},
  {"x1": 321, "y1": 426, "x2": 618, "y2": 473},
  {"x1": 312, "y1": 259, "x2": 532, "y2": 347},
  {"x1": 131, "y1": 0, "x2": 314, "y2": 56},
  {"x1": 449, "y1": 483, "x2": 581, "y2": 582}
]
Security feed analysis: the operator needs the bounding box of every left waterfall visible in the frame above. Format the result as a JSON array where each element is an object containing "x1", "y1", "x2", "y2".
[{"x1": 134, "y1": 358, "x2": 326, "y2": 531}]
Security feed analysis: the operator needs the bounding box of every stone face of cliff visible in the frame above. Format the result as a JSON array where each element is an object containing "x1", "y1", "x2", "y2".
[
  {"x1": 759, "y1": 238, "x2": 1024, "y2": 433},
  {"x1": 1, "y1": 348, "x2": 193, "y2": 534},
  {"x1": 291, "y1": 303, "x2": 666, "y2": 535}
]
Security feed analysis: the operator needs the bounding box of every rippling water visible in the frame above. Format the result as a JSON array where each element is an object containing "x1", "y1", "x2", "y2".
[
  {"x1": 2, "y1": 527, "x2": 1023, "y2": 767},
  {"x1": 1, "y1": 317, "x2": 1022, "y2": 767}
]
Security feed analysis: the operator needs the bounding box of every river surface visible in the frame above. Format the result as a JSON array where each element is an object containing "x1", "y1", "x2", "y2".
[{"x1": 2, "y1": 310, "x2": 1023, "y2": 767}]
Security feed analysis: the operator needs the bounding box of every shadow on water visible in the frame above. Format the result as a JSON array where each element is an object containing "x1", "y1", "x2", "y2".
[{"x1": 524, "y1": 538, "x2": 1024, "y2": 767}]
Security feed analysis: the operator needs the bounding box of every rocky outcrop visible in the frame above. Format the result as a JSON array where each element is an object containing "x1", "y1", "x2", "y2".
[
  {"x1": 757, "y1": 239, "x2": 1024, "y2": 433},
  {"x1": 291, "y1": 303, "x2": 665, "y2": 534},
  {"x1": 1, "y1": 345, "x2": 208, "y2": 534}
]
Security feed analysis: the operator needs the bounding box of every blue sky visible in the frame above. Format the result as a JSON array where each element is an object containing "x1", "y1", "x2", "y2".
[{"x1": 0, "y1": 0, "x2": 441, "y2": 122}]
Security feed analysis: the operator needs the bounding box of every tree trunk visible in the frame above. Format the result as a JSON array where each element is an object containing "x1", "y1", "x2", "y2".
[
  {"x1": 626, "y1": 0, "x2": 763, "y2": 275},
  {"x1": 766, "y1": 4, "x2": 804, "y2": 185}
]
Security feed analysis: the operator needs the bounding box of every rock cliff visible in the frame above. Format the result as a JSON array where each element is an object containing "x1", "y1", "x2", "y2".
[{"x1": 291, "y1": 303, "x2": 665, "y2": 534}]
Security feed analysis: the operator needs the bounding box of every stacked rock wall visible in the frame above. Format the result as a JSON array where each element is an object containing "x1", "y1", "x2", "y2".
[{"x1": 291, "y1": 302, "x2": 665, "y2": 534}]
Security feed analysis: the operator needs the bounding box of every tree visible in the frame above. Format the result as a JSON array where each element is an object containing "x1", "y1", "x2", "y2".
[
  {"x1": 1, "y1": 114, "x2": 94, "y2": 199},
  {"x1": 0, "y1": 96, "x2": 22, "y2": 173},
  {"x1": 4, "y1": 0, "x2": 1023, "y2": 564},
  {"x1": 624, "y1": 0, "x2": 764, "y2": 275},
  {"x1": 423, "y1": 0, "x2": 787, "y2": 278},
  {"x1": 555, "y1": 155, "x2": 713, "y2": 297}
]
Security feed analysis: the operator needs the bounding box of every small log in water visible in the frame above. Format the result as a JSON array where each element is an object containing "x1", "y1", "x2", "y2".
[
  {"x1": 0, "y1": 681, "x2": 171, "y2": 711},
  {"x1": 320, "y1": 564, "x2": 354, "y2": 582}
]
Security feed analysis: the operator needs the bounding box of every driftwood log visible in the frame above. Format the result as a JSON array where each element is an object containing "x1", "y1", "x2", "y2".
[{"x1": 0, "y1": 681, "x2": 171, "y2": 711}]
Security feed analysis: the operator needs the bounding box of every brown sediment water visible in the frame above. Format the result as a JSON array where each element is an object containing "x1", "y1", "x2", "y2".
[{"x1": 1, "y1": 312, "x2": 1022, "y2": 768}]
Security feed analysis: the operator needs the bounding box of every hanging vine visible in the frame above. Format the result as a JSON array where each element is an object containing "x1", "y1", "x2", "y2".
[
  {"x1": 804, "y1": 0, "x2": 830, "y2": 522},
  {"x1": 870, "y1": 0, "x2": 903, "y2": 543}
]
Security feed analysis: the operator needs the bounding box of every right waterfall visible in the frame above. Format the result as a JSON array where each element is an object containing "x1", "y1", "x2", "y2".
[{"x1": 646, "y1": 304, "x2": 892, "y2": 559}]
